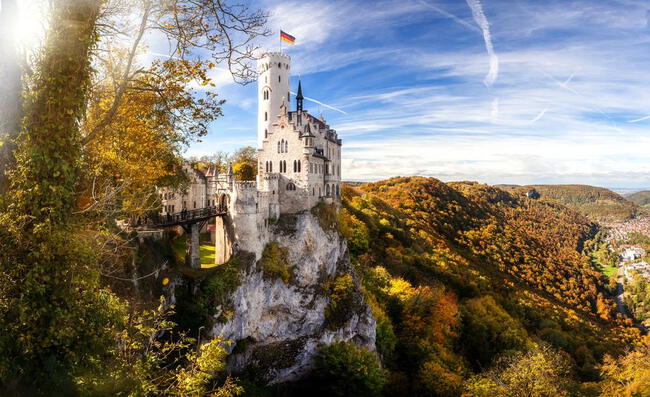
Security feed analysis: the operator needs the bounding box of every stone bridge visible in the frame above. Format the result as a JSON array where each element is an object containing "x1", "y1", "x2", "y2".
[{"x1": 133, "y1": 202, "x2": 233, "y2": 269}]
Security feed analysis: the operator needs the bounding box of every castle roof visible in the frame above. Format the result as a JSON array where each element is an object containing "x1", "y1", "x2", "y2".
[{"x1": 296, "y1": 80, "x2": 303, "y2": 101}]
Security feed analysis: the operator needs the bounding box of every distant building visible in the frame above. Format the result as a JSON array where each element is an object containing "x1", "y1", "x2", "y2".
[
  {"x1": 623, "y1": 260, "x2": 650, "y2": 281},
  {"x1": 621, "y1": 246, "x2": 645, "y2": 262}
]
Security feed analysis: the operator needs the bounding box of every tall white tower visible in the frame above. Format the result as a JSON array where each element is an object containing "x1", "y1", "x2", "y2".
[{"x1": 257, "y1": 52, "x2": 291, "y2": 147}]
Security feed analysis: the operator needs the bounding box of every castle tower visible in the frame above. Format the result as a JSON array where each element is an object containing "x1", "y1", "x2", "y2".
[{"x1": 257, "y1": 52, "x2": 291, "y2": 147}]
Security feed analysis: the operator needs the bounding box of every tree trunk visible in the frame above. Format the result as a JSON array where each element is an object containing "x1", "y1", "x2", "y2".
[{"x1": 9, "y1": 0, "x2": 104, "y2": 225}]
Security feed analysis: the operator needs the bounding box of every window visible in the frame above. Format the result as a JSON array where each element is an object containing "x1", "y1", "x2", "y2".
[
  {"x1": 278, "y1": 62, "x2": 281, "y2": 68},
  {"x1": 298, "y1": 160, "x2": 301, "y2": 172},
  {"x1": 277, "y1": 141, "x2": 280, "y2": 153},
  {"x1": 265, "y1": 112, "x2": 268, "y2": 121},
  {"x1": 193, "y1": 201, "x2": 196, "y2": 209},
  {"x1": 286, "y1": 182, "x2": 296, "y2": 191},
  {"x1": 270, "y1": 162, "x2": 273, "y2": 172},
  {"x1": 326, "y1": 185, "x2": 330, "y2": 196},
  {"x1": 265, "y1": 129, "x2": 268, "y2": 138},
  {"x1": 293, "y1": 160, "x2": 297, "y2": 172},
  {"x1": 278, "y1": 75, "x2": 281, "y2": 83},
  {"x1": 284, "y1": 141, "x2": 288, "y2": 152},
  {"x1": 336, "y1": 185, "x2": 340, "y2": 196},
  {"x1": 312, "y1": 187, "x2": 315, "y2": 196}
]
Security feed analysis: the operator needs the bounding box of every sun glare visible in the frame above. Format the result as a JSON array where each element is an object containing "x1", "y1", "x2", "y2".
[{"x1": 5, "y1": 0, "x2": 46, "y2": 49}]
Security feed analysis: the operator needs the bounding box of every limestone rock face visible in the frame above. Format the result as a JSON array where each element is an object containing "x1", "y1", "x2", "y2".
[{"x1": 208, "y1": 212, "x2": 376, "y2": 384}]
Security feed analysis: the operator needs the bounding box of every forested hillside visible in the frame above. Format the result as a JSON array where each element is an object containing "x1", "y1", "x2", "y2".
[
  {"x1": 336, "y1": 177, "x2": 644, "y2": 395},
  {"x1": 626, "y1": 190, "x2": 650, "y2": 208},
  {"x1": 499, "y1": 184, "x2": 640, "y2": 222}
]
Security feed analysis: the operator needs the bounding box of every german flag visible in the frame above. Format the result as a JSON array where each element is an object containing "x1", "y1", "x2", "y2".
[{"x1": 280, "y1": 30, "x2": 296, "y2": 45}]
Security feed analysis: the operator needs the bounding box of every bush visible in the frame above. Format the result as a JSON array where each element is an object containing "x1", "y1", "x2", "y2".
[
  {"x1": 312, "y1": 341, "x2": 387, "y2": 397},
  {"x1": 312, "y1": 202, "x2": 339, "y2": 232},
  {"x1": 260, "y1": 242, "x2": 291, "y2": 283},
  {"x1": 324, "y1": 274, "x2": 355, "y2": 329}
]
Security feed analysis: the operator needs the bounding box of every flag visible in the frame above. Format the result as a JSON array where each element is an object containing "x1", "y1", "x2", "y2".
[{"x1": 280, "y1": 30, "x2": 295, "y2": 45}]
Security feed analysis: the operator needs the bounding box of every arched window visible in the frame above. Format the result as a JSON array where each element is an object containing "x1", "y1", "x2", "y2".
[
  {"x1": 286, "y1": 182, "x2": 295, "y2": 191},
  {"x1": 326, "y1": 185, "x2": 330, "y2": 196},
  {"x1": 265, "y1": 129, "x2": 268, "y2": 138},
  {"x1": 298, "y1": 160, "x2": 301, "y2": 172},
  {"x1": 336, "y1": 185, "x2": 340, "y2": 196},
  {"x1": 277, "y1": 141, "x2": 280, "y2": 153},
  {"x1": 312, "y1": 187, "x2": 315, "y2": 196},
  {"x1": 278, "y1": 62, "x2": 281, "y2": 68},
  {"x1": 284, "y1": 141, "x2": 288, "y2": 152},
  {"x1": 293, "y1": 160, "x2": 296, "y2": 172},
  {"x1": 265, "y1": 112, "x2": 268, "y2": 121},
  {"x1": 270, "y1": 162, "x2": 273, "y2": 172},
  {"x1": 278, "y1": 75, "x2": 281, "y2": 83}
]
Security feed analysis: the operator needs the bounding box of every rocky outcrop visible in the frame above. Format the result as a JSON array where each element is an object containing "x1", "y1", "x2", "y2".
[{"x1": 208, "y1": 211, "x2": 376, "y2": 384}]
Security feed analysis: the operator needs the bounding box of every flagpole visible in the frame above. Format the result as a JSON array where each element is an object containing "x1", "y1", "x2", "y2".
[{"x1": 280, "y1": 30, "x2": 283, "y2": 54}]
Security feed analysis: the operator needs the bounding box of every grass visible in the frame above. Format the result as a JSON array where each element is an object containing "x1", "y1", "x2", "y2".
[
  {"x1": 171, "y1": 232, "x2": 218, "y2": 269},
  {"x1": 600, "y1": 263, "x2": 618, "y2": 278}
]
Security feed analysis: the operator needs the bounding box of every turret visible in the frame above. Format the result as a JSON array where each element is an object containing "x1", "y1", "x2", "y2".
[{"x1": 257, "y1": 52, "x2": 291, "y2": 147}]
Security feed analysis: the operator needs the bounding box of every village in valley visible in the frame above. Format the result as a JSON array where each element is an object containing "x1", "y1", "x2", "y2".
[{"x1": 601, "y1": 216, "x2": 650, "y2": 328}]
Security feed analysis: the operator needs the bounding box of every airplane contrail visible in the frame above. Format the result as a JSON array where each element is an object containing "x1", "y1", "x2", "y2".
[
  {"x1": 530, "y1": 108, "x2": 549, "y2": 124},
  {"x1": 466, "y1": 0, "x2": 499, "y2": 87},
  {"x1": 417, "y1": 0, "x2": 482, "y2": 33},
  {"x1": 629, "y1": 115, "x2": 650, "y2": 123},
  {"x1": 290, "y1": 91, "x2": 347, "y2": 115}
]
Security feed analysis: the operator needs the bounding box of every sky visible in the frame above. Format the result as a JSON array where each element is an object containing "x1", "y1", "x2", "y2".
[{"x1": 8, "y1": 0, "x2": 650, "y2": 189}]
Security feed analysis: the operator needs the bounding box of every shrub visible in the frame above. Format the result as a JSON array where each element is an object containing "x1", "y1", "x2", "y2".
[
  {"x1": 260, "y1": 242, "x2": 291, "y2": 283},
  {"x1": 324, "y1": 274, "x2": 355, "y2": 329},
  {"x1": 312, "y1": 202, "x2": 339, "y2": 232},
  {"x1": 312, "y1": 341, "x2": 387, "y2": 397}
]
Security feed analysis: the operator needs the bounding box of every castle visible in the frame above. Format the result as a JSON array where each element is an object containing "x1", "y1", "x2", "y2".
[{"x1": 160, "y1": 52, "x2": 342, "y2": 265}]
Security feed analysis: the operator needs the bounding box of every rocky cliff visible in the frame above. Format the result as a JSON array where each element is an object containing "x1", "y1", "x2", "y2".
[{"x1": 208, "y1": 210, "x2": 376, "y2": 384}]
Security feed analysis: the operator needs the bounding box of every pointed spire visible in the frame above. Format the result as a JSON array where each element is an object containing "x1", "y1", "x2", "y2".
[{"x1": 296, "y1": 79, "x2": 304, "y2": 113}]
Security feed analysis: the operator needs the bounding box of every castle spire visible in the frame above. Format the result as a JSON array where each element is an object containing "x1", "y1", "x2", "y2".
[{"x1": 296, "y1": 79, "x2": 303, "y2": 113}]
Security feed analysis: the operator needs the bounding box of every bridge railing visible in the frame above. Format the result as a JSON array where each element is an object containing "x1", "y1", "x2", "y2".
[{"x1": 131, "y1": 206, "x2": 227, "y2": 228}]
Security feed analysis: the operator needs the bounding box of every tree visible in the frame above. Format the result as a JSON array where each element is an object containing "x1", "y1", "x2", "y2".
[
  {"x1": 0, "y1": 0, "x2": 270, "y2": 393},
  {"x1": 231, "y1": 145, "x2": 257, "y2": 180},
  {"x1": 0, "y1": 1, "x2": 125, "y2": 392},
  {"x1": 460, "y1": 296, "x2": 531, "y2": 369},
  {"x1": 312, "y1": 341, "x2": 387, "y2": 397},
  {"x1": 600, "y1": 341, "x2": 650, "y2": 397},
  {"x1": 0, "y1": 0, "x2": 21, "y2": 191},
  {"x1": 464, "y1": 345, "x2": 575, "y2": 397}
]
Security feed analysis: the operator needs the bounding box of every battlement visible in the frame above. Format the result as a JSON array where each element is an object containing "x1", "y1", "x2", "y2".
[
  {"x1": 259, "y1": 52, "x2": 291, "y2": 60},
  {"x1": 235, "y1": 181, "x2": 257, "y2": 190},
  {"x1": 264, "y1": 174, "x2": 279, "y2": 180}
]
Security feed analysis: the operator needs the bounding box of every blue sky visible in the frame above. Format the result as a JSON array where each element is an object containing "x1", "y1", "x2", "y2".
[{"x1": 13, "y1": 0, "x2": 650, "y2": 188}]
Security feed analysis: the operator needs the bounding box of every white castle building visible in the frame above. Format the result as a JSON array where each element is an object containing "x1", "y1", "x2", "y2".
[{"x1": 160, "y1": 52, "x2": 342, "y2": 266}]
